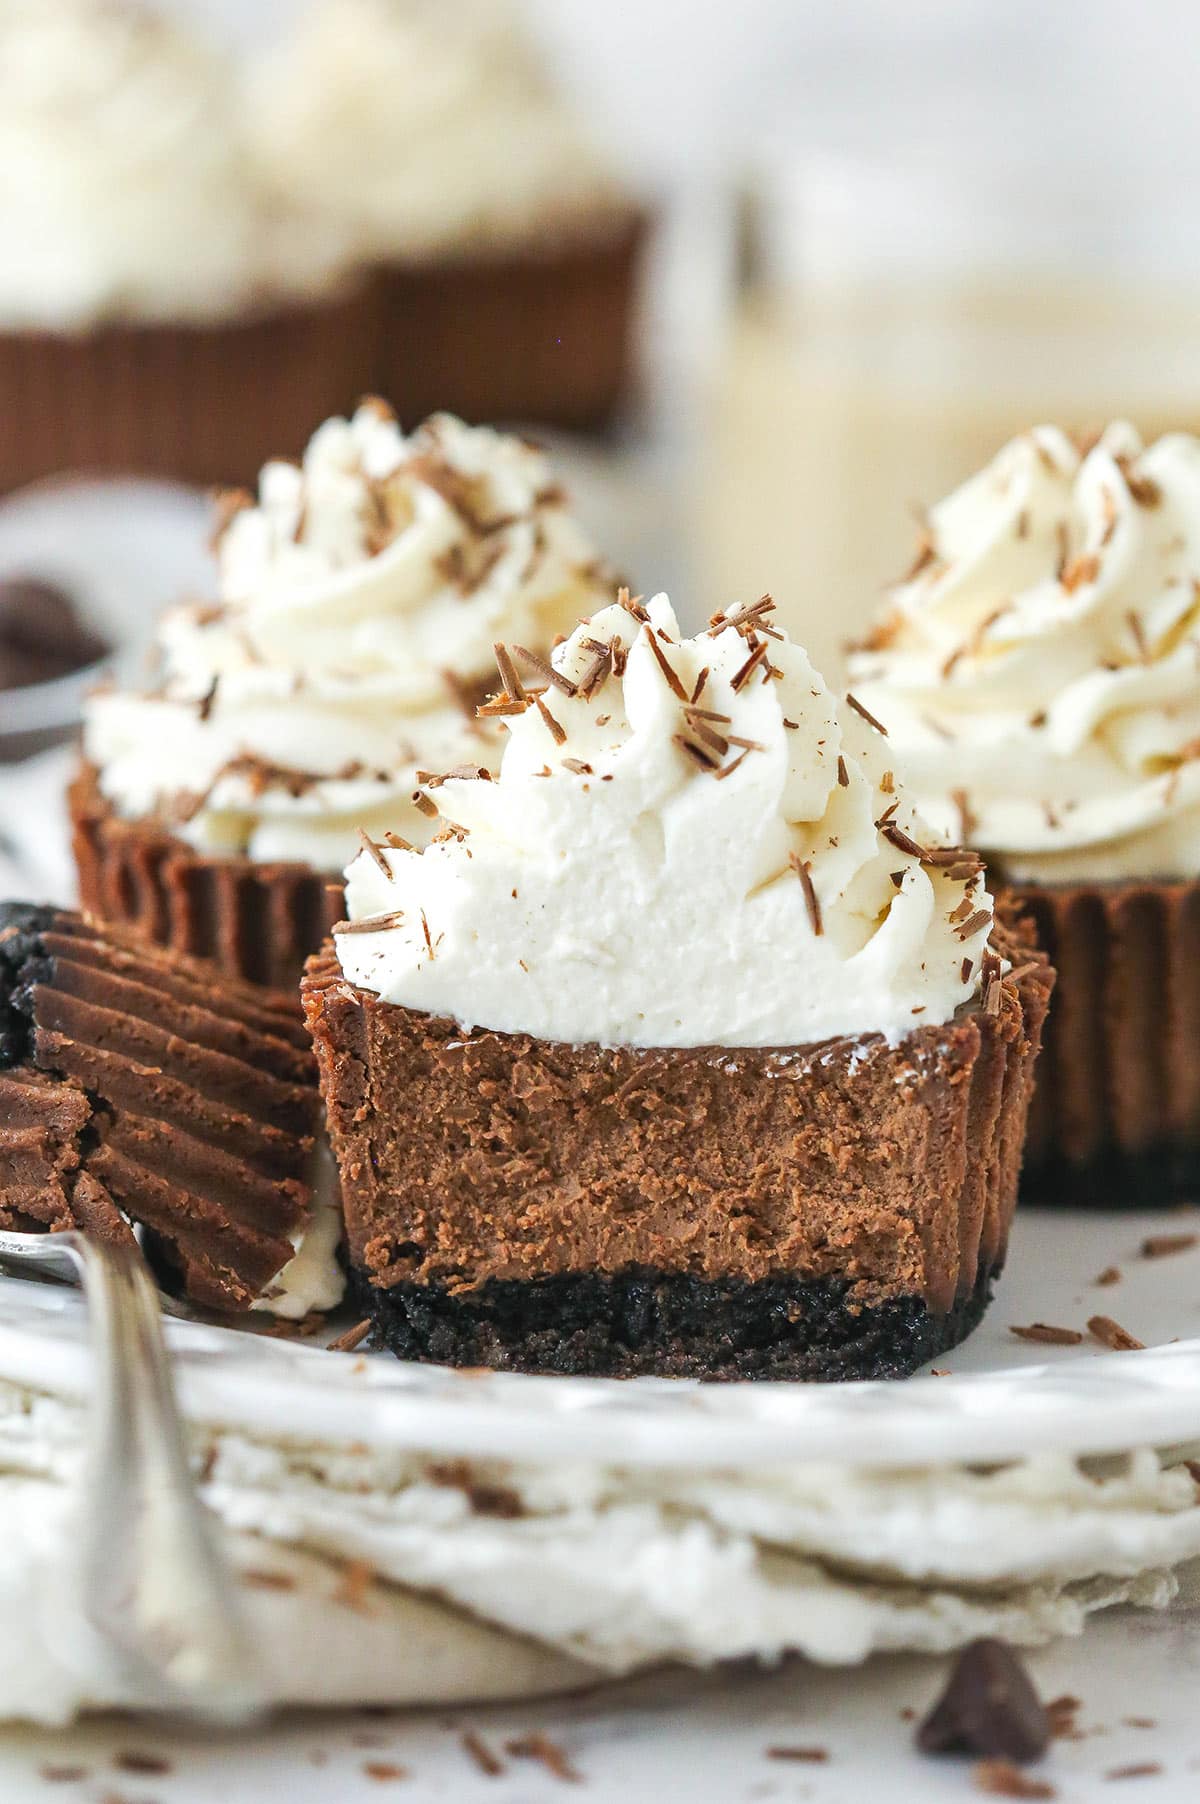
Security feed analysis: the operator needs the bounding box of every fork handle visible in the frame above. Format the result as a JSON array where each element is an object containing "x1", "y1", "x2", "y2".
[{"x1": 0, "y1": 1230, "x2": 264, "y2": 1722}]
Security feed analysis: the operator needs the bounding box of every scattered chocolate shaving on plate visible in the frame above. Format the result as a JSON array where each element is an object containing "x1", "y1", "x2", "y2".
[
  {"x1": 38, "y1": 1766, "x2": 89, "y2": 1783},
  {"x1": 972, "y1": 1760, "x2": 1056, "y2": 1799},
  {"x1": 328, "y1": 1319, "x2": 372, "y2": 1353},
  {"x1": 766, "y1": 1745, "x2": 829, "y2": 1762},
  {"x1": 504, "y1": 1734, "x2": 581, "y2": 1783},
  {"x1": 114, "y1": 1752, "x2": 171, "y2": 1775},
  {"x1": 1087, "y1": 1315, "x2": 1145, "y2": 1351},
  {"x1": 362, "y1": 1762, "x2": 409, "y2": 1782},
  {"x1": 461, "y1": 1730, "x2": 505, "y2": 1777},
  {"x1": 1139, "y1": 1233, "x2": 1197, "y2": 1259},
  {"x1": 1045, "y1": 1696, "x2": 1081, "y2": 1741},
  {"x1": 1009, "y1": 1324, "x2": 1084, "y2": 1346},
  {"x1": 1095, "y1": 1267, "x2": 1122, "y2": 1287},
  {"x1": 1122, "y1": 1717, "x2": 1157, "y2": 1730},
  {"x1": 1106, "y1": 1765, "x2": 1163, "y2": 1781},
  {"x1": 917, "y1": 1638, "x2": 1051, "y2": 1763}
]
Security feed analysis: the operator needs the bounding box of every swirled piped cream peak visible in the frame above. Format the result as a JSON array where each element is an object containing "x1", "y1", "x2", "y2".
[
  {"x1": 83, "y1": 401, "x2": 610, "y2": 870},
  {"x1": 849, "y1": 423, "x2": 1200, "y2": 884},
  {"x1": 338, "y1": 593, "x2": 996, "y2": 1049}
]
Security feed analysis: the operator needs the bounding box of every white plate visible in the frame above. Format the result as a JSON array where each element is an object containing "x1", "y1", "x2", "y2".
[{"x1": 0, "y1": 1205, "x2": 1197, "y2": 1471}]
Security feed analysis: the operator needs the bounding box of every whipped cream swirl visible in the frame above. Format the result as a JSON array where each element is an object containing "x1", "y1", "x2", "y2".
[
  {"x1": 850, "y1": 423, "x2": 1200, "y2": 884},
  {"x1": 84, "y1": 403, "x2": 608, "y2": 871},
  {"x1": 0, "y1": 0, "x2": 353, "y2": 327},
  {"x1": 248, "y1": 0, "x2": 628, "y2": 263},
  {"x1": 338, "y1": 594, "x2": 995, "y2": 1049}
]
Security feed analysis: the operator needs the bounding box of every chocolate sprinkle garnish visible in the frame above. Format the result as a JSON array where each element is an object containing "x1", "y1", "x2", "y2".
[
  {"x1": 412, "y1": 790, "x2": 439, "y2": 818},
  {"x1": 616, "y1": 586, "x2": 649, "y2": 622},
  {"x1": 714, "y1": 748, "x2": 751, "y2": 781},
  {"x1": 504, "y1": 1734, "x2": 581, "y2": 1784},
  {"x1": 1106, "y1": 1766, "x2": 1163, "y2": 1781},
  {"x1": 357, "y1": 829, "x2": 391, "y2": 879},
  {"x1": 115, "y1": 1752, "x2": 172, "y2": 1775},
  {"x1": 1095, "y1": 1266, "x2": 1122, "y2": 1286},
  {"x1": 1140, "y1": 1233, "x2": 1197, "y2": 1259},
  {"x1": 955, "y1": 909, "x2": 992, "y2": 942},
  {"x1": 729, "y1": 636, "x2": 768, "y2": 692},
  {"x1": 790, "y1": 853, "x2": 823, "y2": 935},
  {"x1": 534, "y1": 695, "x2": 567, "y2": 746},
  {"x1": 766, "y1": 1746, "x2": 829, "y2": 1763},
  {"x1": 673, "y1": 733, "x2": 721, "y2": 772},
  {"x1": 328, "y1": 1319, "x2": 372, "y2": 1353},
  {"x1": 837, "y1": 755, "x2": 849, "y2": 787},
  {"x1": 332, "y1": 911, "x2": 407, "y2": 935},
  {"x1": 783, "y1": 717, "x2": 799, "y2": 730},
  {"x1": 461, "y1": 1731, "x2": 505, "y2": 1777},
  {"x1": 690, "y1": 665, "x2": 710, "y2": 702},
  {"x1": 846, "y1": 691, "x2": 889, "y2": 735},
  {"x1": 493, "y1": 642, "x2": 525, "y2": 702},
  {"x1": 917, "y1": 1639, "x2": 1051, "y2": 1764},
  {"x1": 882, "y1": 822, "x2": 927, "y2": 860},
  {"x1": 1009, "y1": 1323, "x2": 1084, "y2": 1345},
  {"x1": 645, "y1": 626, "x2": 690, "y2": 700},
  {"x1": 972, "y1": 1762, "x2": 1056, "y2": 1799},
  {"x1": 561, "y1": 757, "x2": 593, "y2": 776},
  {"x1": 962, "y1": 957, "x2": 974, "y2": 983},
  {"x1": 1087, "y1": 1314, "x2": 1145, "y2": 1351},
  {"x1": 514, "y1": 643, "x2": 577, "y2": 696}
]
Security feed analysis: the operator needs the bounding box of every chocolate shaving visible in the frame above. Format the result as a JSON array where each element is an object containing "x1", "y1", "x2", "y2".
[
  {"x1": 962, "y1": 956, "x2": 973, "y2": 983},
  {"x1": 561, "y1": 757, "x2": 593, "y2": 776},
  {"x1": 1010, "y1": 1323, "x2": 1083, "y2": 1345},
  {"x1": 613, "y1": 586, "x2": 647, "y2": 624},
  {"x1": 846, "y1": 691, "x2": 889, "y2": 735},
  {"x1": 1060, "y1": 552, "x2": 1100, "y2": 593},
  {"x1": 766, "y1": 1746, "x2": 829, "y2": 1762},
  {"x1": 357, "y1": 829, "x2": 391, "y2": 879},
  {"x1": 837, "y1": 755, "x2": 849, "y2": 787},
  {"x1": 790, "y1": 853, "x2": 823, "y2": 935},
  {"x1": 493, "y1": 642, "x2": 525, "y2": 702},
  {"x1": 412, "y1": 790, "x2": 439, "y2": 818},
  {"x1": 714, "y1": 748, "x2": 751, "y2": 781},
  {"x1": 1140, "y1": 1232, "x2": 1197, "y2": 1258},
  {"x1": 503, "y1": 1735, "x2": 580, "y2": 1784},
  {"x1": 1126, "y1": 610, "x2": 1150, "y2": 661},
  {"x1": 882, "y1": 822, "x2": 927, "y2": 860},
  {"x1": 1106, "y1": 1766, "x2": 1163, "y2": 1782},
  {"x1": 972, "y1": 1763, "x2": 1055, "y2": 1799},
  {"x1": 461, "y1": 1731, "x2": 505, "y2": 1777},
  {"x1": 1120, "y1": 460, "x2": 1162, "y2": 508},
  {"x1": 513, "y1": 643, "x2": 577, "y2": 696},
  {"x1": 673, "y1": 733, "x2": 721, "y2": 772},
  {"x1": 332, "y1": 911, "x2": 407, "y2": 935},
  {"x1": 645, "y1": 627, "x2": 690, "y2": 699},
  {"x1": 729, "y1": 636, "x2": 768, "y2": 691},
  {"x1": 1095, "y1": 1266, "x2": 1122, "y2": 1286},
  {"x1": 709, "y1": 593, "x2": 777, "y2": 637},
  {"x1": 1087, "y1": 1314, "x2": 1144, "y2": 1351},
  {"x1": 690, "y1": 665, "x2": 710, "y2": 702},
  {"x1": 196, "y1": 676, "x2": 219, "y2": 722},
  {"x1": 952, "y1": 787, "x2": 978, "y2": 843},
  {"x1": 955, "y1": 908, "x2": 992, "y2": 942},
  {"x1": 328, "y1": 1319, "x2": 372, "y2": 1353},
  {"x1": 534, "y1": 695, "x2": 567, "y2": 746}
]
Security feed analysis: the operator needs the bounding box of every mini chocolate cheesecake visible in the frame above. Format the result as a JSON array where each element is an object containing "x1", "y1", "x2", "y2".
[
  {"x1": 0, "y1": 904, "x2": 342, "y2": 1317},
  {"x1": 304, "y1": 593, "x2": 1052, "y2": 1379}
]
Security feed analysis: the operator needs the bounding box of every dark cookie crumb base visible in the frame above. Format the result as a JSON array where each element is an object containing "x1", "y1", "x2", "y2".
[
  {"x1": 353, "y1": 1266, "x2": 997, "y2": 1382},
  {"x1": 1023, "y1": 1143, "x2": 1200, "y2": 1210}
]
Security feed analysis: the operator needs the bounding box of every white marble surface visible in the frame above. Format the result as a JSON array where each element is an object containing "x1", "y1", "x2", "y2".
[{"x1": 0, "y1": 1602, "x2": 1198, "y2": 1802}]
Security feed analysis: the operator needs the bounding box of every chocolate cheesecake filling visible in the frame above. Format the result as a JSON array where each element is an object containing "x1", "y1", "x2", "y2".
[
  {"x1": 305, "y1": 919, "x2": 1051, "y2": 1379},
  {"x1": 0, "y1": 904, "x2": 323, "y2": 1311}
]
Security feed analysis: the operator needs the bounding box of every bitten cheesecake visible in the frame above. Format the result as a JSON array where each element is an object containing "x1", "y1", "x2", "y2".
[
  {"x1": 304, "y1": 593, "x2": 1051, "y2": 1379},
  {"x1": 0, "y1": 904, "x2": 341, "y2": 1318}
]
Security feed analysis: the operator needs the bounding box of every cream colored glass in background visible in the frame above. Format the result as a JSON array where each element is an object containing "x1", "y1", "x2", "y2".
[{"x1": 697, "y1": 149, "x2": 1200, "y2": 681}]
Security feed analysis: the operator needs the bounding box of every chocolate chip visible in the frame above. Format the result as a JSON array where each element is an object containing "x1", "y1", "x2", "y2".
[
  {"x1": 918, "y1": 1639, "x2": 1051, "y2": 1763},
  {"x1": 0, "y1": 577, "x2": 107, "y2": 691}
]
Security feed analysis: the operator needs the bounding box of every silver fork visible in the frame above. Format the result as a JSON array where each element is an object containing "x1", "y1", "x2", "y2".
[{"x1": 0, "y1": 1229, "x2": 265, "y2": 1723}]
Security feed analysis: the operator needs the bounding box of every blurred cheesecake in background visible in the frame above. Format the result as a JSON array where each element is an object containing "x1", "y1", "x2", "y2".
[
  {"x1": 248, "y1": 0, "x2": 648, "y2": 434},
  {"x1": 0, "y1": 0, "x2": 374, "y2": 493},
  {"x1": 0, "y1": 0, "x2": 647, "y2": 500}
]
